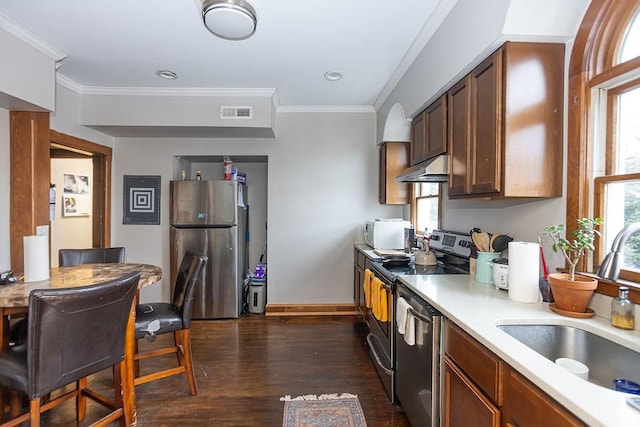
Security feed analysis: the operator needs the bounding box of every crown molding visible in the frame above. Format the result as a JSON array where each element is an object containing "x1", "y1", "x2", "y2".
[
  {"x1": 0, "y1": 12, "x2": 67, "y2": 61},
  {"x1": 55, "y1": 78, "x2": 277, "y2": 98}
]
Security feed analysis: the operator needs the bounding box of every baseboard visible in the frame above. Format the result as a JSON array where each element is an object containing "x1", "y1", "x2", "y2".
[{"x1": 265, "y1": 303, "x2": 359, "y2": 317}]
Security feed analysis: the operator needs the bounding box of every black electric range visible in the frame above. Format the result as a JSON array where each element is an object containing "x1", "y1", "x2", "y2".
[{"x1": 371, "y1": 229, "x2": 472, "y2": 282}]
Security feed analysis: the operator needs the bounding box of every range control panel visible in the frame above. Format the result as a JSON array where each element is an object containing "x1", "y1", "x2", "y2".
[{"x1": 428, "y1": 229, "x2": 473, "y2": 259}]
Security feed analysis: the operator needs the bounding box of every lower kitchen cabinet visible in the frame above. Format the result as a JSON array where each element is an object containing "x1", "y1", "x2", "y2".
[
  {"x1": 502, "y1": 366, "x2": 585, "y2": 427},
  {"x1": 443, "y1": 319, "x2": 585, "y2": 427},
  {"x1": 353, "y1": 248, "x2": 371, "y2": 320},
  {"x1": 443, "y1": 357, "x2": 500, "y2": 427}
]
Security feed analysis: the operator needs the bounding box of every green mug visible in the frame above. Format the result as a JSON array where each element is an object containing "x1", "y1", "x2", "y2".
[{"x1": 475, "y1": 252, "x2": 500, "y2": 283}]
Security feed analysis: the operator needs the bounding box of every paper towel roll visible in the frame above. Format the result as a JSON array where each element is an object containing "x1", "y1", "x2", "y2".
[
  {"x1": 24, "y1": 235, "x2": 50, "y2": 282},
  {"x1": 507, "y1": 241, "x2": 540, "y2": 303}
]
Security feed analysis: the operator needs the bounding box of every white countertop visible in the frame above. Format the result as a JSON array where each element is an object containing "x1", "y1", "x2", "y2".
[{"x1": 396, "y1": 274, "x2": 640, "y2": 427}]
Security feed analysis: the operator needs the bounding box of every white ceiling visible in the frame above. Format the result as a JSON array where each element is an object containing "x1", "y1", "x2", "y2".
[{"x1": 0, "y1": 0, "x2": 449, "y2": 109}]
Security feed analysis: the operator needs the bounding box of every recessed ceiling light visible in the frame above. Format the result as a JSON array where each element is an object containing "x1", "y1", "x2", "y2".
[
  {"x1": 156, "y1": 70, "x2": 178, "y2": 80},
  {"x1": 324, "y1": 71, "x2": 343, "y2": 81}
]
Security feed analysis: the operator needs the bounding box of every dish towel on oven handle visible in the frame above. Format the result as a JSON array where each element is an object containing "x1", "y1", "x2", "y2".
[
  {"x1": 396, "y1": 296, "x2": 416, "y2": 346},
  {"x1": 370, "y1": 277, "x2": 388, "y2": 322},
  {"x1": 363, "y1": 269, "x2": 373, "y2": 309}
]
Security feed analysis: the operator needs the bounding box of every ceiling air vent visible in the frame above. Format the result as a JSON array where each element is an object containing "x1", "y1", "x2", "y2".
[{"x1": 220, "y1": 106, "x2": 253, "y2": 119}]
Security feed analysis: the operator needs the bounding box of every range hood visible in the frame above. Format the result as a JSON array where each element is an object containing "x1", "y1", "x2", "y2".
[{"x1": 395, "y1": 154, "x2": 449, "y2": 183}]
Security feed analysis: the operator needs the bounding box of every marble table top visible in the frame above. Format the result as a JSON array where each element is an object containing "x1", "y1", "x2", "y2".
[{"x1": 0, "y1": 263, "x2": 162, "y2": 308}]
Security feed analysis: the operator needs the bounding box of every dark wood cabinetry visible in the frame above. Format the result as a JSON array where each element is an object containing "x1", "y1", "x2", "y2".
[
  {"x1": 410, "y1": 94, "x2": 447, "y2": 166},
  {"x1": 502, "y1": 366, "x2": 585, "y2": 427},
  {"x1": 353, "y1": 248, "x2": 372, "y2": 320},
  {"x1": 379, "y1": 141, "x2": 410, "y2": 204},
  {"x1": 443, "y1": 321, "x2": 502, "y2": 426},
  {"x1": 447, "y1": 42, "x2": 564, "y2": 198},
  {"x1": 443, "y1": 320, "x2": 583, "y2": 427}
]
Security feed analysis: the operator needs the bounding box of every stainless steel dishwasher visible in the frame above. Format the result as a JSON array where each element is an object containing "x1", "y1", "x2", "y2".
[{"x1": 395, "y1": 281, "x2": 442, "y2": 427}]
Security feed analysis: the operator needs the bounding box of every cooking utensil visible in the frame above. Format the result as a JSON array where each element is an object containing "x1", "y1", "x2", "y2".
[
  {"x1": 489, "y1": 233, "x2": 501, "y2": 252},
  {"x1": 478, "y1": 232, "x2": 491, "y2": 252},
  {"x1": 471, "y1": 232, "x2": 484, "y2": 252},
  {"x1": 491, "y1": 234, "x2": 513, "y2": 253}
]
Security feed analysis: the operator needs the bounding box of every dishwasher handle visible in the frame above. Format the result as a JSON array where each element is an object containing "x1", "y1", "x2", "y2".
[{"x1": 407, "y1": 305, "x2": 433, "y2": 325}]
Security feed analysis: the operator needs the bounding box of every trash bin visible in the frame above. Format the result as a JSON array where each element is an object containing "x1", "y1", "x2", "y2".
[{"x1": 248, "y1": 277, "x2": 266, "y2": 314}]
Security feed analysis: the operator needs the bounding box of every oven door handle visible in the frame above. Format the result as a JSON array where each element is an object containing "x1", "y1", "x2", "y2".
[
  {"x1": 366, "y1": 333, "x2": 392, "y2": 375},
  {"x1": 381, "y1": 282, "x2": 393, "y2": 291},
  {"x1": 407, "y1": 305, "x2": 433, "y2": 325}
]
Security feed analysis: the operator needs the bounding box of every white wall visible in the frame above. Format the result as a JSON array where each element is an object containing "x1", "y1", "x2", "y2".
[
  {"x1": 0, "y1": 107, "x2": 9, "y2": 271},
  {"x1": 111, "y1": 111, "x2": 402, "y2": 304},
  {"x1": 50, "y1": 158, "x2": 93, "y2": 267},
  {"x1": 50, "y1": 84, "x2": 114, "y2": 148}
]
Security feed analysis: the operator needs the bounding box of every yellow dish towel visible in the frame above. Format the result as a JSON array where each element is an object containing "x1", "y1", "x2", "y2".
[
  {"x1": 370, "y1": 277, "x2": 389, "y2": 322},
  {"x1": 363, "y1": 269, "x2": 373, "y2": 308}
]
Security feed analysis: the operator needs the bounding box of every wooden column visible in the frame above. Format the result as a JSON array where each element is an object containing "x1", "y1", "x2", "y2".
[{"x1": 10, "y1": 111, "x2": 50, "y2": 274}]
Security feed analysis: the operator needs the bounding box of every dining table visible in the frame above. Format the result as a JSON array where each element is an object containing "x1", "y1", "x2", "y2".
[{"x1": 0, "y1": 262, "x2": 162, "y2": 426}]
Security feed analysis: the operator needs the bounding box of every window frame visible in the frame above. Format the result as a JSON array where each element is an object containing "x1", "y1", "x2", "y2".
[
  {"x1": 410, "y1": 182, "x2": 443, "y2": 235},
  {"x1": 568, "y1": 0, "x2": 640, "y2": 300}
]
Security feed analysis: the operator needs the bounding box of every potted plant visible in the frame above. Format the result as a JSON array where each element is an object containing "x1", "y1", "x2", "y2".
[{"x1": 542, "y1": 217, "x2": 603, "y2": 315}]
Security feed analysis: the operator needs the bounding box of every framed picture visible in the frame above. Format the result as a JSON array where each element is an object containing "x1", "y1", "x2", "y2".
[{"x1": 123, "y1": 175, "x2": 161, "y2": 225}]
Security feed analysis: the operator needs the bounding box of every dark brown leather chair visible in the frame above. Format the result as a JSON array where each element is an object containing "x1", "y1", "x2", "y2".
[
  {"x1": 0, "y1": 272, "x2": 140, "y2": 427},
  {"x1": 59, "y1": 247, "x2": 126, "y2": 266},
  {"x1": 133, "y1": 251, "x2": 207, "y2": 395}
]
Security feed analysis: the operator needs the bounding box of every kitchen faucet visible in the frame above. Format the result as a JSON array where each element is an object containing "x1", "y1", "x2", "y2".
[{"x1": 596, "y1": 222, "x2": 640, "y2": 281}]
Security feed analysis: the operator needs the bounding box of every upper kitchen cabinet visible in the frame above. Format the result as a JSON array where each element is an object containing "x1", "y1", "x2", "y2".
[
  {"x1": 448, "y1": 42, "x2": 565, "y2": 199},
  {"x1": 410, "y1": 94, "x2": 447, "y2": 166},
  {"x1": 379, "y1": 141, "x2": 410, "y2": 204}
]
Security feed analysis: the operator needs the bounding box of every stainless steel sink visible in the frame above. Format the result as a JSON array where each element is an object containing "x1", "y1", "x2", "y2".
[{"x1": 497, "y1": 324, "x2": 640, "y2": 390}]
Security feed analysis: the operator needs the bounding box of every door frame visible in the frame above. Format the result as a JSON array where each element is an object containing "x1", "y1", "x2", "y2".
[{"x1": 50, "y1": 130, "x2": 112, "y2": 247}]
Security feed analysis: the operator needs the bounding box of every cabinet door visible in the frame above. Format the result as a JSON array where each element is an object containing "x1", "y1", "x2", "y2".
[
  {"x1": 410, "y1": 112, "x2": 426, "y2": 165},
  {"x1": 502, "y1": 366, "x2": 585, "y2": 427},
  {"x1": 443, "y1": 357, "x2": 500, "y2": 427},
  {"x1": 425, "y1": 94, "x2": 447, "y2": 159},
  {"x1": 469, "y1": 49, "x2": 502, "y2": 195},
  {"x1": 447, "y1": 77, "x2": 470, "y2": 196},
  {"x1": 379, "y1": 142, "x2": 409, "y2": 204}
]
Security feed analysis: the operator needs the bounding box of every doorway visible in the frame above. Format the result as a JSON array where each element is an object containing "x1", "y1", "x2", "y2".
[{"x1": 49, "y1": 130, "x2": 112, "y2": 266}]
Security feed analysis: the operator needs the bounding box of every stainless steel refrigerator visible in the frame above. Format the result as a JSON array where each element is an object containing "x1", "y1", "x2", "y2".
[{"x1": 170, "y1": 180, "x2": 248, "y2": 319}]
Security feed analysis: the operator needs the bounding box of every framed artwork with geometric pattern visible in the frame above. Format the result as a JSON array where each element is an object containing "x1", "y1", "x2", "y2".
[{"x1": 123, "y1": 175, "x2": 161, "y2": 225}]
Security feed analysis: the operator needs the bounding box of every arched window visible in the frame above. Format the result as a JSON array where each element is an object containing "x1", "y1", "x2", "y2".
[{"x1": 568, "y1": 0, "x2": 640, "y2": 298}]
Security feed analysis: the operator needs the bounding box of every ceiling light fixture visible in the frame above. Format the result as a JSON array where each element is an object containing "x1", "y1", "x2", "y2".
[
  {"x1": 202, "y1": 0, "x2": 258, "y2": 41},
  {"x1": 324, "y1": 71, "x2": 343, "y2": 82},
  {"x1": 156, "y1": 70, "x2": 178, "y2": 80}
]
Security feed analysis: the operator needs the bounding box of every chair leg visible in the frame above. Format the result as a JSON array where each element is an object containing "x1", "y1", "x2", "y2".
[
  {"x1": 29, "y1": 398, "x2": 41, "y2": 427},
  {"x1": 76, "y1": 378, "x2": 87, "y2": 422},
  {"x1": 175, "y1": 329, "x2": 197, "y2": 395}
]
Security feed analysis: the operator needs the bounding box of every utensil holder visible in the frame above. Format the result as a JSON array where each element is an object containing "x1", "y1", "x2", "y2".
[{"x1": 475, "y1": 252, "x2": 500, "y2": 283}]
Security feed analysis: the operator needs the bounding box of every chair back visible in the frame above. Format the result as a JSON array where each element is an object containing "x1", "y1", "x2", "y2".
[
  {"x1": 26, "y1": 272, "x2": 140, "y2": 399},
  {"x1": 172, "y1": 251, "x2": 208, "y2": 328},
  {"x1": 59, "y1": 247, "x2": 126, "y2": 266}
]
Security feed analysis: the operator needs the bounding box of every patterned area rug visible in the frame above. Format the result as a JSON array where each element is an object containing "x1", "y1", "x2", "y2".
[{"x1": 281, "y1": 393, "x2": 368, "y2": 427}]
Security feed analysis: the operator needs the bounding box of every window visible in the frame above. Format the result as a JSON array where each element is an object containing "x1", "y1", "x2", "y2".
[
  {"x1": 569, "y1": 0, "x2": 640, "y2": 296},
  {"x1": 411, "y1": 183, "x2": 440, "y2": 235}
]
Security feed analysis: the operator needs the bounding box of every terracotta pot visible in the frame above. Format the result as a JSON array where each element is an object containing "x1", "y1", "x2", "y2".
[{"x1": 547, "y1": 273, "x2": 597, "y2": 313}]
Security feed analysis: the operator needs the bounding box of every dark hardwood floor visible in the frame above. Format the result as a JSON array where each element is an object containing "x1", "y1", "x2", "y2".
[{"x1": 29, "y1": 315, "x2": 410, "y2": 426}]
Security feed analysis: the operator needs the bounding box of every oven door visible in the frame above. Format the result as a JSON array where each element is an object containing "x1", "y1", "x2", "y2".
[{"x1": 366, "y1": 275, "x2": 396, "y2": 402}]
